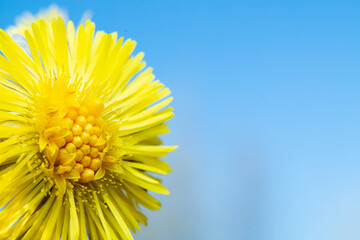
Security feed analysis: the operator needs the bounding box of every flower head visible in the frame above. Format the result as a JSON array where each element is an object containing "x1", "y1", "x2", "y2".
[{"x1": 0, "y1": 6, "x2": 176, "y2": 240}]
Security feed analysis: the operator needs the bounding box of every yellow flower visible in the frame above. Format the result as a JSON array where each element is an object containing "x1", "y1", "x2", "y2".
[{"x1": 0, "y1": 6, "x2": 176, "y2": 240}]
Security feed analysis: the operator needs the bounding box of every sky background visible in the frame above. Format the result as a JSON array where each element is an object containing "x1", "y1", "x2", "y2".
[{"x1": 1, "y1": 0, "x2": 360, "y2": 239}]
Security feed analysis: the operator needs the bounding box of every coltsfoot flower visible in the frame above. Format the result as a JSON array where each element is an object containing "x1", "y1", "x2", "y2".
[{"x1": 0, "y1": 6, "x2": 176, "y2": 240}]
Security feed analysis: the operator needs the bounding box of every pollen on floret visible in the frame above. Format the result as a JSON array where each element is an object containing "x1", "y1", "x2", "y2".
[
  {"x1": 80, "y1": 144, "x2": 90, "y2": 155},
  {"x1": 66, "y1": 109, "x2": 77, "y2": 120},
  {"x1": 81, "y1": 156, "x2": 91, "y2": 167},
  {"x1": 72, "y1": 124, "x2": 82, "y2": 136},
  {"x1": 86, "y1": 98, "x2": 104, "y2": 116},
  {"x1": 80, "y1": 168, "x2": 95, "y2": 183},
  {"x1": 43, "y1": 97, "x2": 108, "y2": 183},
  {"x1": 81, "y1": 131, "x2": 91, "y2": 144},
  {"x1": 73, "y1": 136, "x2": 82, "y2": 148}
]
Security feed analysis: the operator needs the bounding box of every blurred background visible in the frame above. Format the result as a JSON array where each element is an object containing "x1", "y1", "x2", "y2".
[{"x1": 1, "y1": 0, "x2": 360, "y2": 239}]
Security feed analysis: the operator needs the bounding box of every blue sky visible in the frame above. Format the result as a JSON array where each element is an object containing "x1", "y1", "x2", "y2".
[{"x1": 1, "y1": 1, "x2": 360, "y2": 239}]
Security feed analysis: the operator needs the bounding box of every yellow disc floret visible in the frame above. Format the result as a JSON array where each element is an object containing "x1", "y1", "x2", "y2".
[{"x1": 42, "y1": 97, "x2": 107, "y2": 183}]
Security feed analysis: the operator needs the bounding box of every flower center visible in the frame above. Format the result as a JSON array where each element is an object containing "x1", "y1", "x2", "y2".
[{"x1": 43, "y1": 98, "x2": 108, "y2": 183}]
